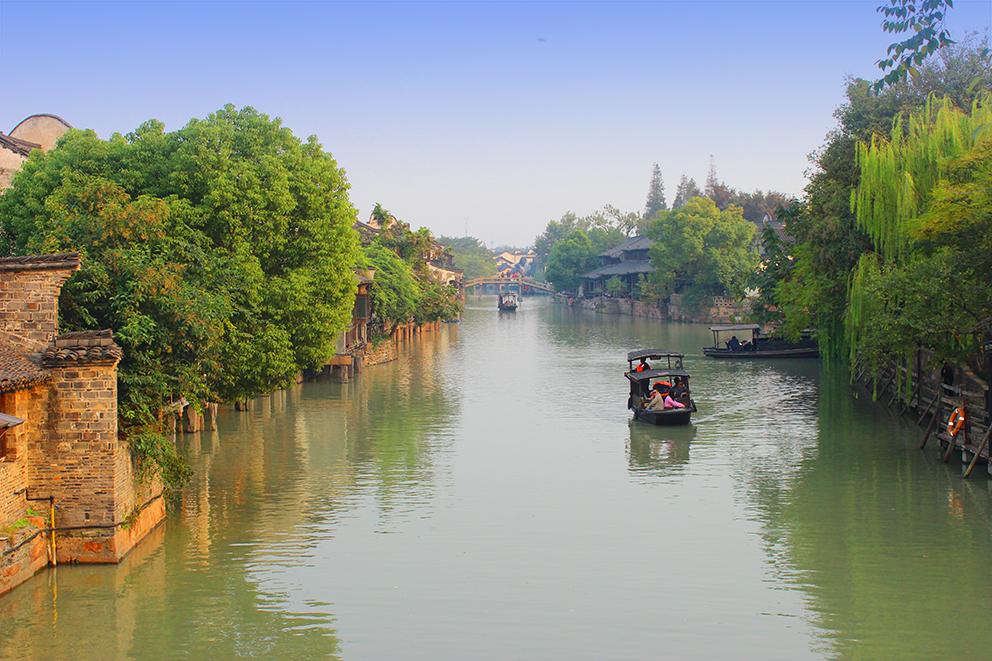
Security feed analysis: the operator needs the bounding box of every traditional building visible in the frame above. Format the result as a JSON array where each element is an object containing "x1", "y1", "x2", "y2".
[
  {"x1": 579, "y1": 235, "x2": 655, "y2": 297},
  {"x1": 0, "y1": 253, "x2": 164, "y2": 597}
]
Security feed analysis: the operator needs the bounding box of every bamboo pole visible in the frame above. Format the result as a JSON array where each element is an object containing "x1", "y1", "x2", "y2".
[{"x1": 963, "y1": 425, "x2": 992, "y2": 478}]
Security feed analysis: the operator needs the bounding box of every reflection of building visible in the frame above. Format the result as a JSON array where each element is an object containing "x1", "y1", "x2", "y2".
[
  {"x1": 579, "y1": 236, "x2": 654, "y2": 296},
  {"x1": 0, "y1": 253, "x2": 164, "y2": 597},
  {"x1": 1, "y1": 114, "x2": 72, "y2": 189}
]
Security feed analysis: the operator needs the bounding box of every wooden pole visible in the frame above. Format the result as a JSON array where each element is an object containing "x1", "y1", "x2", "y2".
[
  {"x1": 920, "y1": 407, "x2": 939, "y2": 449},
  {"x1": 942, "y1": 404, "x2": 958, "y2": 463},
  {"x1": 917, "y1": 392, "x2": 939, "y2": 426},
  {"x1": 876, "y1": 368, "x2": 896, "y2": 401},
  {"x1": 963, "y1": 425, "x2": 992, "y2": 478}
]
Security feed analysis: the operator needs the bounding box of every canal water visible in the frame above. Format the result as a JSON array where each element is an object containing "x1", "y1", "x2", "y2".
[{"x1": 1, "y1": 297, "x2": 990, "y2": 660}]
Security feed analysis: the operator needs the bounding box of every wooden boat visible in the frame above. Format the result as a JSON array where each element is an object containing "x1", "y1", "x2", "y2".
[
  {"x1": 498, "y1": 293, "x2": 518, "y2": 311},
  {"x1": 625, "y1": 350, "x2": 696, "y2": 425},
  {"x1": 702, "y1": 323, "x2": 819, "y2": 359}
]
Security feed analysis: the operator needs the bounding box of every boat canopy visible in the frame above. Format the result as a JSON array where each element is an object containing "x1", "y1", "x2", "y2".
[
  {"x1": 627, "y1": 349, "x2": 684, "y2": 362},
  {"x1": 627, "y1": 368, "x2": 690, "y2": 381},
  {"x1": 708, "y1": 324, "x2": 761, "y2": 333}
]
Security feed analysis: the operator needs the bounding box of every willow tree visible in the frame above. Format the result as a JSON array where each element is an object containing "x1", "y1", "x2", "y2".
[{"x1": 848, "y1": 92, "x2": 992, "y2": 378}]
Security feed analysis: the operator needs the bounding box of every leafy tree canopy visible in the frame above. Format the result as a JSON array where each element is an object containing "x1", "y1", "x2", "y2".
[
  {"x1": 0, "y1": 105, "x2": 361, "y2": 413},
  {"x1": 437, "y1": 235, "x2": 496, "y2": 280},
  {"x1": 645, "y1": 196, "x2": 759, "y2": 302}
]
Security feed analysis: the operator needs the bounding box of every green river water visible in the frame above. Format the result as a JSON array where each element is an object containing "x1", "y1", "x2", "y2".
[{"x1": 1, "y1": 297, "x2": 990, "y2": 660}]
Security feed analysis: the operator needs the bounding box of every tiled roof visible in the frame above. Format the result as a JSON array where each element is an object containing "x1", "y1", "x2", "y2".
[
  {"x1": 0, "y1": 346, "x2": 51, "y2": 393},
  {"x1": 598, "y1": 236, "x2": 654, "y2": 259},
  {"x1": 581, "y1": 260, "x2": 654, "y2": 280},
  {"x1": 0, "y1": 253, "x2": 81, "y2": 272},
  {"x1": 42, "y1": 329, "x2": 123, "y2": 366},
  {"x1": 0, "y1": 132, "x2": 41, "y2": 157}
]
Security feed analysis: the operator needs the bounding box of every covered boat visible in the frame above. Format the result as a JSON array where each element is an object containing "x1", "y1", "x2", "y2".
[
  {"x1": 497, "y1": 292, "x2": 518, "y2": 311},
  {"x1": 702, "y1": 324, "x2": 818, "y2": 359},
  {"x1": 625, "y1": 350, "x2": 696, "y2": 425}
]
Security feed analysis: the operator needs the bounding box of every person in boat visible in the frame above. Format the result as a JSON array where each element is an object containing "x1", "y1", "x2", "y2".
[
  {"x1": 645, "y1": 383, "x2": 666, "y2": 410},
  {"x1": 673, "y1": 378, "x2": 689, "y2": 405},
  {"x1": 634, "y1": 358, "x2": 651, "y2": 397},
  {"x1": 727, "y1": 335, "x2": 742, "y2": 351}
]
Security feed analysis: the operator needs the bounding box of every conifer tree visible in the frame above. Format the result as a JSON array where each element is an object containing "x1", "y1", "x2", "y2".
[
  {"x1": 643, "y1": 163, "x2": 667, "y2": 220},
  {"x1": 671, "y1": 174, "x2": 702, "y2": 210}
]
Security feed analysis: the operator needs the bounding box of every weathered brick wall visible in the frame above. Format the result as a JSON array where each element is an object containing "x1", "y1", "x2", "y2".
[
  {"x1": 0, "y1": 387, "x2": 51, "y2": 527},
  {"x1": 0, "y1": 268, "x2": 74, "y2": 353},
  {"x1": 29, "y1": 363, "x2": 122, "y2": 527}
]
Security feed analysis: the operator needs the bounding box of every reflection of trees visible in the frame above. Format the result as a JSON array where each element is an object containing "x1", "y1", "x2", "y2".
[
  {"x1": 0, "y1": 328, "x2": 461, "y2": 659},
  {"x1": 739, "y1": 367, "x2": 992, "y2": 658}
]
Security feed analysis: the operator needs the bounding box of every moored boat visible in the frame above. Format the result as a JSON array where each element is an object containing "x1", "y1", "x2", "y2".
[
  {"x1": 625, "y1": 350, "x2": 696, "y2": 425},
  {"x1": 702, "y1": 323, "x2": 819, "y2": 359}
]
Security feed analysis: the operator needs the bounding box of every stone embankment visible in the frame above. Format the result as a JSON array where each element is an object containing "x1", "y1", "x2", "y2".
[{"x1": 555, "y1": 293, "x2": 751, "y2": 324}]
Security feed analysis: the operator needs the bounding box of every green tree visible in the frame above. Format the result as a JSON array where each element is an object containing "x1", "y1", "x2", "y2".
[
  {"x1": 646, "y1": 196, "x2": 759, "y2": 302},
  {"x1": 363, "y1": 241, "x2": 419, "y2": 336},
  {"x1": 875, "y1": 0, "x2": 957, "y2": 90},
  {"x1": 437, "y1": 235, "x2": 496, "y2": 280},
  {"x1": 847, "y1": 94, "x2": 992, "y2": 373},
  {"x1": 544, "y1": 229, "x2": 596, "y2": 292},
  {"x1": 644, "y1": 163, "x2": 667, "y2": 221},
  {"x1": 0, "y1": 105, "x2": 361, "y2": 410},
  {"x1": 671, "y1": 174, "x2": 703, "y2": 210}
]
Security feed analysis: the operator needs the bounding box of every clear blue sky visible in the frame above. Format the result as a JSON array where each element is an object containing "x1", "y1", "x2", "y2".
[{"x1": 2, "y1": 1, "x2": 989, "y2": 247}]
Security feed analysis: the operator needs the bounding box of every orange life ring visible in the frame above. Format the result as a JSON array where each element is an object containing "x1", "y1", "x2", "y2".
[{"x1": 947, "y1": 407, "x2": 966, "y2": 437}]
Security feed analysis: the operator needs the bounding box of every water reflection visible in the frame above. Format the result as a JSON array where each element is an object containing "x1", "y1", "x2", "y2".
[
  {"x1": 3, "y1": 304, "x2": 992, "y2": 660},
  {"x1": 627, "y1": 421, "x2": 695, "y2": 478}
]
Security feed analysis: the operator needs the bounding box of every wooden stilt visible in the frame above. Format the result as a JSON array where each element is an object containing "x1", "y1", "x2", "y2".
[
  {"x1": 876, "y1": 368, "x2": 896, "y2": 400},
  {"x1": 917, "y1": 392, "x2": 939, "y2": 426},
  {"x1": 963, "y1": 425, "x2": 992, "y2": 478},
  {"x1": 900, "y1": 380, "x2": 922, "y2": 415},
  {"x1": 942, "y1": 415, "x2": 958, "y2": 463},
  {"x1": 920, "y1": 408, "x2": 939, "y2": 449}
]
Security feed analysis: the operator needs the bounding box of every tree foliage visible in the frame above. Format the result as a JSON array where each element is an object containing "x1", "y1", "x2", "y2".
[
  {"x1": 644, "y1": 163, "x2": 667, "y2": 221},
  {"x1": 875, "y1": 0, "x2": 957, "y2": 90},
  {"x1": 645, "y1": 196, "x2": 759, "y2": 302},
  {"x1": 0, "y1": 105, "x2": 361, "y2": 414},
  {"x1": 671, "y1": 174, "x2": 703, "y2": 210},
  {"x1": 437, "y1": 235, "x2": 496, "y2": 280},
  {"x1": 359, "y1": 207, "x2": 460, "y2": 337},
  {"x1": 847, "y1": 93, "x2": 992, "y2": 372}
]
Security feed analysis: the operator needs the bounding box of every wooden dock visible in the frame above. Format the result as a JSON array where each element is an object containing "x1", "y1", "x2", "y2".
[{"x1": 853, "y1": 350, "x2": 991, "y2": 477}]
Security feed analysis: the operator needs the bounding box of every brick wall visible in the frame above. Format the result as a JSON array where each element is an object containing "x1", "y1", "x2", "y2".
[
  {"x1": 0, "y1": 387, "x2": 51, "y2": 528},
  {"x1": 29, "y1": 362, "x2": 124, "y2": 527},
  {"x1": 0, "y1": 264, "x2": 76, "y2": 353}
]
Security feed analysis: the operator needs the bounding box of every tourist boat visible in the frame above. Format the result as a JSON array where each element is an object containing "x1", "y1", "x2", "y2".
[
  {"x1": 498, "y1": 292, "x2": 518, "y2": 311},
  {"x1": 625, "y1": 350, "x2": 696, "y2": 425},
  {"x1": 702, "y1": 323, "x2": 819, "y2": 359}
]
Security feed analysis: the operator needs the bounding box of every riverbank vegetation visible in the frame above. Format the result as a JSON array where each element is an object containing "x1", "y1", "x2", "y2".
[
  {"x1": 360, "y1": 205, "x2": 461, "y2": 339},
  {"x1": 0, "y1": 105, "x2": 361, "y2": 489},
  {"x1": 762, "y1": 35, "x2": 991, "y2": 377}
]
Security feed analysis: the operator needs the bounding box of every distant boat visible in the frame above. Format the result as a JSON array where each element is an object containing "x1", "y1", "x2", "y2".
[
  {"x1": 625, "y1": 350, "x2": 696, "y2": 425},
  {"x1": 702, "y1": 323, "x2": 819, "y2": 359},
  {"x1": 498, "y1": 293, "x2": 518, "y2": 311}
]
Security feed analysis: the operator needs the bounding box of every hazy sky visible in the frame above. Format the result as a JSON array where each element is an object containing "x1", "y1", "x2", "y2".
[{"x1": 2, "y1": 1, "x2": 989, "y2": 247}]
